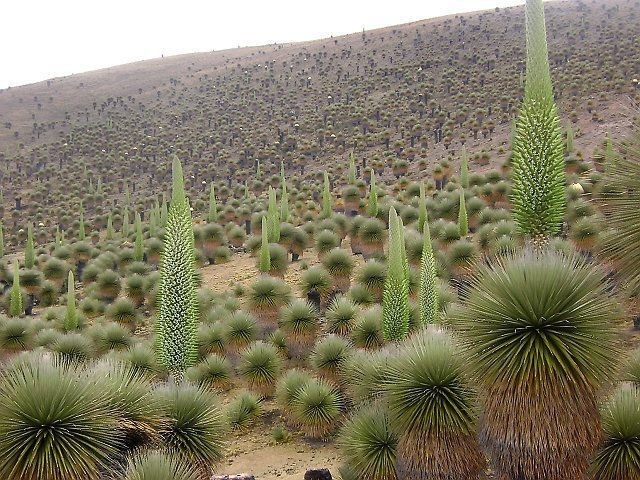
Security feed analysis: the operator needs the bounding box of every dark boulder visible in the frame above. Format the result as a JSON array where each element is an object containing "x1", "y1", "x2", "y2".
[{"x1": 304, "y1": 468, "x2": 332, "y2": 480}]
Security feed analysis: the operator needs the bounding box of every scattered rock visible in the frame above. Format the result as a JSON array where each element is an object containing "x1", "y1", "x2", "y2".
[
  {"x1": 212, "y1": 475, "x2": 255, "y2": 480},
  {"x1": 304, "y1": 469, "x2": 332, "y2": 480}
]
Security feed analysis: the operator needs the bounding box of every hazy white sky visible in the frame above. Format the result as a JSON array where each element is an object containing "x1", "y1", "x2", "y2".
[{"x1": 0, "y1": 0, "x2": 531, "y2": 89}]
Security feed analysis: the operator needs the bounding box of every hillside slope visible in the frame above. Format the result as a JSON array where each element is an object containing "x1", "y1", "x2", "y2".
[{"x1": 0, "y1": 0, "x2": 637, "y2": 247}]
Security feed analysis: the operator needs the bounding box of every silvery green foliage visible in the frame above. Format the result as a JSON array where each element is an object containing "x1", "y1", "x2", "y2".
[
  {"x1": 510, "y1": 0, "x2": 565, "y2": 238},
  {"x1": 156, "y1": 157, "x2": 198, "y2": 377},
  {"x1": 382, "y1": 208, "x2": 409, "y2": 341}
]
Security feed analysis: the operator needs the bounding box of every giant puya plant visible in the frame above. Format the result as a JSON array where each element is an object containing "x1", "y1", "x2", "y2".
[
  {"x1": 510, "y1": 0, "x2": 565, "y2": 245},
  {"x1": 156, "y1": 157, "x2": 198, "y2": 379}
]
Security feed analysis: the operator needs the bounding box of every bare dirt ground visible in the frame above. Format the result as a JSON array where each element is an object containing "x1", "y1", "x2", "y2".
[
  {"x1": 200, "y1": 243, "x2": 362, "y2": 479},
  {"x1": 200, "y1": 241, "x2": 365, "y2": 300},
  {"x1": 221, "y1": 398, "x2": 341, "y2": 480}
]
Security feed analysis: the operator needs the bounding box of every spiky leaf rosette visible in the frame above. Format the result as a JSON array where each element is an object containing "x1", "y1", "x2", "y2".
[
  {"x1": 292, "y1": 377, "x2": 342, "y2": 439},
  {"x1": 624, "y1": 348, "x2": 640, "y2": 386},
  {"x1": 384, "y1": 330, "x2": 485, "y2": 480},
  {"x1": 338, "y1": 404, "x2": 398, "y2": 480},
  {"x1": 122, "y1": 451, "x2": 198, "y2": 480},
  {"x1": 510, "y1": 0, "x2": 566, "y2": 240},
  {"x1": 63, "y1": 270, "x2": 78, "y2": 331},
  {"x1": 90, "y1": 360, "x2": 162, "y2": 450},
  {"x1": 419, "y1": 221, "x2": 438, "y2": 325},
  {"x1": 451, "y1": 251, "x2": 620, "y2": 480},
  {"x1": 158, "y1": 383, "x2": 226, "y2": 469},
  {"x1": 0, "y1": 356, "x2": 121, "y2": 480},
  {"x1": 156, "y1": 157, "x2": 199, "y2": 378},
  {"x1": 9, "y1": 263, "x2": 23, "y2": 317},
  {"x1": 591, "y1": 386, "x2": 640, "y2": 480},
  {"x1": 382, "y1": 208, "x2": 409, "y2": 341},
  {"x1": 458, "y1": 189, "x2": 468, "y2": 237},
  {"x1": 597, "y1": 117, "x2": 640, "y2": 297}
]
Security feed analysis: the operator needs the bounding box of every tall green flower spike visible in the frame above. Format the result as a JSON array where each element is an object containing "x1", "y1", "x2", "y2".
[
  {"x1": 565, "y1": 124, "x2": 574, "y2": 154},
  {"x1": 156, "y1": 157, "x2": 199, "y2": 379},
  {"x1": 368, "y1": 169, "x2": 378, "y2": 218},
  {"x1": 259, "y1": 216, "x2": 271, "y2": 274},
  {"x1": 382, "y1": 207, "x2": 409, "y2": 341},
  {"x1": 458, "y1": 189, "x2": 468, "y2": 237},
  {"x1": 122, "y1": 207, "x2": 130, "y2": 238},
  {"x1": 268, "y1": 187, "x2": 281, "y2": 243},
  {"x1": 106, "y1": 213, "x2": 115, "y2": 240},
  {"x1": 148, "y1": 209, "x2": 157, "y2": 238},
  {"x1": 208, "y1": 183, "x2": 218, "y2": 222},
  {"x1": 510, "y1": 0, "x2": 565, "y2": 241},
  {"x1": 24, "y1": 224, "x2": 35, "y2": 269},
  {"x1": 134, "y1": 212, "x2": 144, "y2": 261},
  {"x1": 348, "y1": 152, "x2": 357, "y2": 185},
  {"x1": 418, "y1": 182, "x2": 427, "y2": 233},
  {"x1": 64, "y1": 270, "x2": 78, "y2": 331},
  {"x1": 9, "y1": 263, "x2": 23, "y2": 317},
  {"x1": 78, "y1": 203, "x2": 86, "y2": 240},
  {"x1": 160, "y1": 200, "x2": 168, "y2": 227},
  {"x1": 419, "y1": 219, "x2": 438, "y2": 325},
  {"x1": 280, "y1": 171, "x2": 290, "y2": 223},
  {"x1": 322, "y1": 172, "x2": 332, "y2": 219},
  {"x1": 55, "y1": 226, "x2": 62, "y2": 247},
  {"x1": 460, "y1": 148, "x2": 469, "y2": 189}
]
